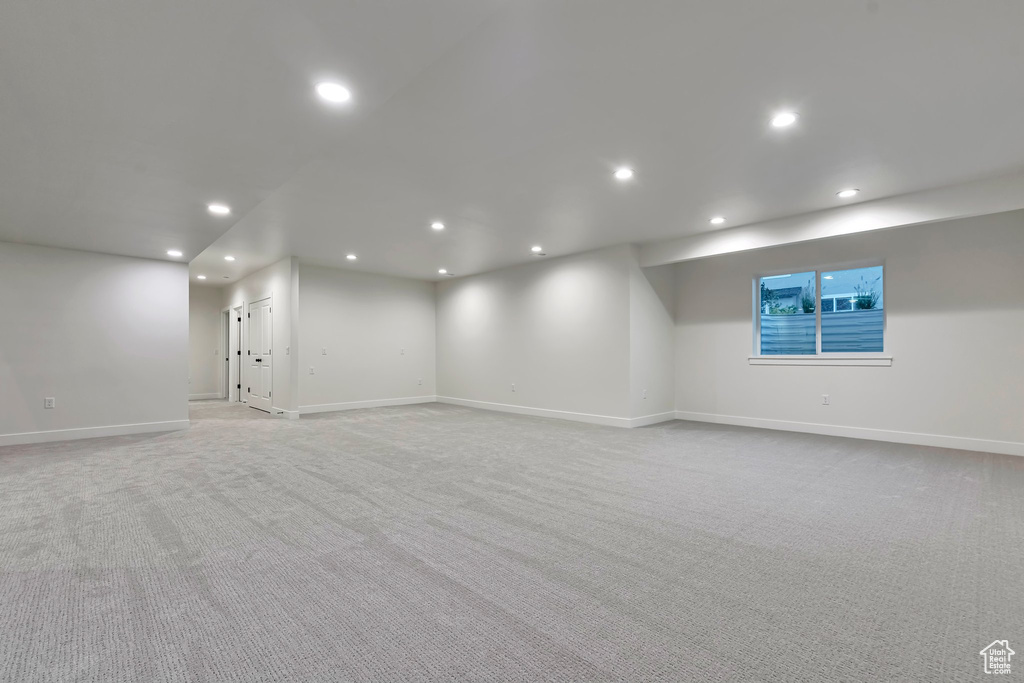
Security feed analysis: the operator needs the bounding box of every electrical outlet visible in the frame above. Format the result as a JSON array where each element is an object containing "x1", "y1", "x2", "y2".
[
  {"x1": 321, "y1": 347, "x2": 327, "y2": 355},
  {"x1": 309, "y1": 367, "x2": 315, "y2": 375},
  {"x1": 400, "y1": 348, "x2": 405, "y2": 355},
  {"x1": 642, "y1": 389, "x2": 647, "y2": 399},
  {"x1": 511, "y1": 383, "x2": 516, "y2": 392},
  {"x1": 44, "y1": 397, "x2": 55, "y2": 409},
  {"x1": 821, "y1": 394, "x2": 830, "y2": 405},
  {"x1": 417, "y1": 378, "x2": 422, "y2": 385},
  {"x1": 285, "y1": 346, "x2": 290, "y2": 355}
]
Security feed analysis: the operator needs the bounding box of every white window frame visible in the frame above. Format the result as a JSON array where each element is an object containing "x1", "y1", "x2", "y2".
[{"x1": 750, "y1": 260, "x2": 891, "y2": 366}]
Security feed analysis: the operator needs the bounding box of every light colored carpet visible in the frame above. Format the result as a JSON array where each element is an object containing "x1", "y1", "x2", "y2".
[{"x1": 1, "y1": 401, "x2": 1020, "y2": 682}]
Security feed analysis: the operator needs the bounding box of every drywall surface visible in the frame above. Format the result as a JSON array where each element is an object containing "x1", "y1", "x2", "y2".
[
  {"x1": 673, "y1": 210, "x2": 1024, "y2": 454},
  {"x1": 641, "y1": 169, "x2": 1024, "y2": 267},
  {"x1": 298, "y1": 265, "x2": 436, "y2": 412},
  {"x1": 436, "y1": 246, "x2": 633, "y2": 424},
  {"x1": 221, "y1": 257, "x2": 299, "y2": 416},
  {"x1": 629, "y1": 256, "x2": 675, "y2": 420},
  {"x1": 188, "y1": 285, "x2": 223, "y2": 399},
  {"x1": 0, "y1": 242, "x2": 188, "y2": 444}
]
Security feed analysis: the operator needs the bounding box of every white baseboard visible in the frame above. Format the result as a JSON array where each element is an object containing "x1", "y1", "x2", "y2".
[
  {"x1": 674, "y1": 411, "x2": 1024, "y2": 457},
  {"x1": 437, "y1": 396, "x2": 664, "y2": 428},
  {"x1": 299, "y1": 395, "x2": 437, "y2": 415},
  {"x1": 0, "y1": 420, "x2": 190, "y2": 448},
  {"x1": 189, "y1": 393, "x2": 222, "y2": 401},
  {"x1": 629, "y1": 411, "x2": 678, "y2": 428}
]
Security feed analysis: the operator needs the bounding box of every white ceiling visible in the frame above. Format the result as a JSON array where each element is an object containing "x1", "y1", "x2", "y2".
[
  {"x1": 0, "y1": 0, "x2": 503, "y2": 263},
  {"x1": 3, "y1": 1, "x2": 1024, "y2": 284}
]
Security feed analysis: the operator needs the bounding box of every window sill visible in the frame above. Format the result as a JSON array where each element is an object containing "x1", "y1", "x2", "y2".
[{"x1": 748, "y1": 355, "x2": 892, "y2": 367}]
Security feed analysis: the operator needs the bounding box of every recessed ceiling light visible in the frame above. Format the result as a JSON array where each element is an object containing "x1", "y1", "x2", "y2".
[
  {"x1": 316, "y1": 81, "x2": 351, "y2": 104},
  {"x1": 196, "y1": 275, "x2": 206, "y2": 280},
  {"x1": 346, "y1": 254, "x2": 357, "y2": 261},
  {"x1": 771, "y1": 111, "x2": 798, "y2": 128},
  {"x1": 166, "y1": 249, "x2": 183, "y2": 257},
  {"x1": 613, "y1": 167, "x2": 634, "y2": 181},
  {"x1": 431, "y1": 221, "x2": 445, "y2": 231},
  {"x1": 438, "y1": 268, "x2": 448, "y2": 275},
  {"x1": 531, "y1": 245, "x2": 543, "y2": 253},
  {"x1": 709, "y1": 216, "x2": 726, "y2": 225},
  {"x1": 224, "y1": 255, "x2": 235, "y2": 261},
  {"x1": 208, "y1": 203, "x2": 231, "y2": 216},
  {"x1": 836, "y1": 188, "x2": 860, "y2": 199}
]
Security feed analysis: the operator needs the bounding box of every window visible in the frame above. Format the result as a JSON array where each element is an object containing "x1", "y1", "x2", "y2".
[
  {"x1": 755, "y1": 265, "x2": 884, "y2": 356},
  {"x1": 821, "y1": 266, "x2": 884, "y2": 352},
  {"x1": 758, "y1": 272, "x2": 816, "y2": 355}
]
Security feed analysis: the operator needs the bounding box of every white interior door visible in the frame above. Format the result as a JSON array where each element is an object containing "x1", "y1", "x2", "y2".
[
  {"x1": 223, "y1": 311, "x2": 231, "y2": 400},
  {"x1": 229, "y1": 308, "x2": 241, "y2": 402},
  {"x1": 248, "y1": 298, "x2": 273, "y2": 412},
  {"x1": 235, "y1": 309, "x2": 243, "y2": 402}
]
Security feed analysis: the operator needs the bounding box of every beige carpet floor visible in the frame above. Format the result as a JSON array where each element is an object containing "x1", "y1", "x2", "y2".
[{"x1": 1, "y1": 401, "x2": 1021, "y2": 682}]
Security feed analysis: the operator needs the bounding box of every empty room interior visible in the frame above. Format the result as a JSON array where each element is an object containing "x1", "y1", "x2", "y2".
[{"x1": 2, "y1": 2, "x2": 1023, "y2": 681}]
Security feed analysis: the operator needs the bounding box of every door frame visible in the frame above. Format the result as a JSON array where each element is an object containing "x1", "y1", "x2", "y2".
[{"x1": 221, "y1": 301, "x2": 245, "y2": 403}]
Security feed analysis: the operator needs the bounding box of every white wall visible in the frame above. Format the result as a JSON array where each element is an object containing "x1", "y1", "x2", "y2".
[
  {"x1": 673, "y1": 210, "x2": 1024, "y2": 455},
  {"x1": 629, "y1": 256, "x2": 675, "y2": 421},
  {"x1": 221, "y1": 257, "x2": 299, "y2": 416},
  {"x1": 188, "y1": 284, "x2": 223, "y2": 399},
  {"x1": 298, "y1": 265, "x2": 436, "y2": 413},
  {"x1": 0, "y1": 242, "x2": 189, "y2": 445},
  {"x1": 436, "y1": 246, "x2": 634, "y2": 425}
]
